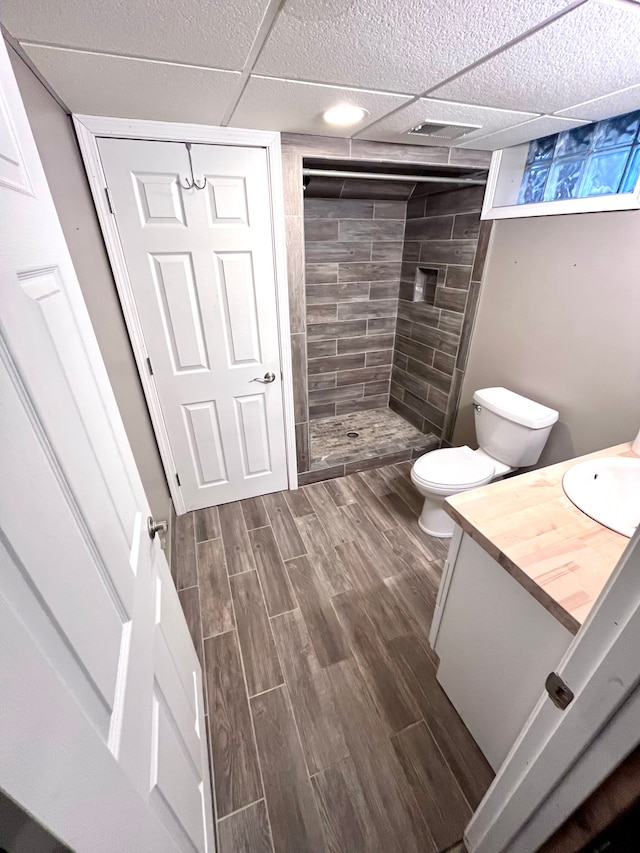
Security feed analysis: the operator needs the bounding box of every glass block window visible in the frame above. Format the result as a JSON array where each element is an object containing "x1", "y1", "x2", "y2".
[{"x1": 517, "y1": 110, "x2": 640, "y2": 205}]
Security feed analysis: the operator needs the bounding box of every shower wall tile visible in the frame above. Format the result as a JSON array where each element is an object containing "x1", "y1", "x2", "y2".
[
  {"x1": 391, "y1": 184, "x2": 491, "y2": 440},
  {"x1": 303, "y1": 196, "x2": 406, "y2": 421}
]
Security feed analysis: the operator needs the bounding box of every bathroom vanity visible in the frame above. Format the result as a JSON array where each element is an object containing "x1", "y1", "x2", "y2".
[{"x1": 429, "y1": 443, "x2": 632, "y2": 771}]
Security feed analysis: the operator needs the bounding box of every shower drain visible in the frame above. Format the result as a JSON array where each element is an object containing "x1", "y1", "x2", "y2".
[{"x1": 346, "y1": 431, "x2": 360, "y2": 438}]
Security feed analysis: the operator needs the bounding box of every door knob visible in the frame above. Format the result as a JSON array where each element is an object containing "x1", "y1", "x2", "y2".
[
  {"x1": 147, "y1": 516, "x2": 168, "y2": 541},
  {"x1": 251, "y1": 371, "x2": 276, "y2": 384}
]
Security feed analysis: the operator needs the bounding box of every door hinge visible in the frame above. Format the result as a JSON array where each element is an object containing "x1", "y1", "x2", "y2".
[
  {"x1": 104, "y1": 185, "x2": 114, "y2": 215},
  {"x1": 146, "y1": 356, "x2": 153, "y2": 376},
  {"x1": 175, "y1": 473, "x2": 181, "y2": 488},
  {"x1": 545, "y1": 672, "x2": 574, "y2": 710}
]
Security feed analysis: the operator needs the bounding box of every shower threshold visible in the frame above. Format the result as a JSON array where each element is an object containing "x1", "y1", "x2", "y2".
[{"x1": 309, "y1": 407, "x2": 438, "y2": 472}]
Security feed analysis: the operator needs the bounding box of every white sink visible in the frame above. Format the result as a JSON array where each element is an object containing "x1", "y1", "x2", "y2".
[{"x1": 562, "y1": 457, "x2": 640, "y2": 538}]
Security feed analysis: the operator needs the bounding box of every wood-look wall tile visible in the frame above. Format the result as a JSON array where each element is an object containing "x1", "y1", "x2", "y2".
[
  {"x1": 407, "y1": 323, "x2": 458, "y2": 357},
  {"x1": 304, "y1": 219, "x2": 339, "y2": 241},
  {"x1": 304, "y1": 198, "x2": 374, "y2": 219},
  {"x1": 395, "y1": 334, "x2": 435, "y2": 366},
  {"x1": 365, "y1": 349, "x2": 393, "y2": 366},
  {"x1": 339, "y1": 219, "x2": 405, "y2": 242},
  {"x1": 341, "y1": 178, "x2": 414, "y2": 200},
  {"x1": 169, "y1": 502, "x2": 178, "y2": 586},
  {"x1": 248, "y1": 526, "x2": 296, "y2": 617},
  {"x1": 374, "y1": 200, "x2": 408, "y2": 219},
  {"x1": 434, "y1": 350, "x2": 456, "y2": 375},
  {"x1": 435, "y1": 286, "x2": 467, "y2": 313},
  {"x1": 439, "y1": 309, "x2": 464, "y2": 335},
  {"x1": 308, "y1": 352, "x2": 365, "y2": 373},
  {"x1": 306, "y1": 303, "x2": 337, "y2": 324},
  {"x1": 392, "y1": 365, "x2": 431, "y2": 401},
  {"x1": 392, "y1": 721, "x2": 472, "y2": 850},
  {"x1": 442, "y1": 368, "x2": 465, "y2": 445},
  {"x1": 350, "y1": 138, "x2": 449, "y2": 164},
  {"x1": 369, "y1": 280, "x2": 401, "y2": 299},
  {"x1": 420, "y1": 239, "x2": 477, "y2": 266},
  {"x1": 271, "y1": 609, "x2": 348, "y2": 775},
  {"x1": 404, "y1": 216, "x2": 453, "y2": 242},
  {"x1": 178, "y1": 585, "x2": 203, "y2": 667},
  {"x1": 335, "y1": 395, "x2": 388, "y2": 415},
  {"x1": 295, "y1": 422, "x2": 310, "y2": 474},
  {"x1": 425, "y1": 185, "x2": 484, "y2": 216},
  {"x1": 306, "y1": 281, "x2": 370, "y2": 303},
  {"x1": 471, "y1": 219, "x2": 493, "y2": 282},
  {"x1": 309, "y1": 383, "x2": 364, "y2": 406},
  {"x1": 388, "y1": 634, "x2": 494, "y2": 808},
  {"x1": 389, "y1": 395, "x2": 425, "y2": 430},
  {"x1": 297, "y1": 465, "x2": 345, "y2": 485},
  {"x1": 230, "y1": 570, "x2": 283, "y2": 695},
  {"x1": 307, "y1": 339, "x2": 337, "y2": 358},
  {"x1": 198, "y1": 538, "x2": 234, "y2": 638},
  {"x1": 371, "y1": 241, "x2": 404, "y2": 261},
  {"x1": 338, "y1": 262, "x2": 401, "y2": 282},
  {"x1": 241, "y1": 495, "x2": 269, "y2": 530},
  {"x1": 218, "y1": 503, "x2": 257, "y2": 576},
  {"x1": 305, "y1": 241, "x2": 371, "y2": 264},
  {"x1": 336, "y1": 366, "x2": 391, "y2": 386},
  {"x1": 445, "y1": 265, "x2": 473, "y2": 290},
  {"x1": 403, "y1": 391, "x2": 446, "y2": 430},
  {"x1": 218, "y1": 800, "x2": 272, "y2": 853},
  {"x1": 261, "y1": 491, "x2": 306, "y2": 561},
  {"x1": 406, "y1": 195, "x2": 426, "y2": 219},
  {"x1": 290, "y1": 332, "x2": 308, "y2": 424},
  {"x1": 309, "y1": 372, "x2": 337, "y2": 391},
  {"x1": 448, "y1": 147, "x2": 492, "y2": 168},
  {"x1": 250, "y1": 686, "x2": 326, "y2": 853},
  {"x1": 337, "y1": 334, "x2": 394, "y2": 354},
  {"x1": 337, "y1": 299, "x2": 397, "y2": 320},
  {"x1": 282, "y1": 152, "x2": 303, "y2": 217},
  {"x1": 175, "y1": 511, "x2": 197, "y2": 590},
  {"x1": 308, "y1": 319, "x2": 367, "y2": 340},
  {"x1": 452, "y1": 211, "x2": 481, "y2": 240},
  {"x1": 282, "y1": 132, "x2": 350, "y2": 156},
  {"x1": 285, "y1": 215, "x2": 305, "y2": 334},
  {"x1": 305, "y1": 262, "x2": 338, "y2": 284},
  {"x1": 204, "y1": 631, "x2": 263, "y2": 817},
  {"x1": 286, "y1": 555, "x2": 350, "y2": 667},
  {"x1": 456, "y1": 279, "x2": 482, "y2": 371},
  {"x1": 309, "y1": 402, "x2": 336, "y2": 420},
  {"x1": 195, "y1": 506, "x2": 221, "y2": 542}
]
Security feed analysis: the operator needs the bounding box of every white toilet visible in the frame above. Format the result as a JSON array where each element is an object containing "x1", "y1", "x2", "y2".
[{"x1": 411, "y1": 387, "x2": 559, "y2": 538}]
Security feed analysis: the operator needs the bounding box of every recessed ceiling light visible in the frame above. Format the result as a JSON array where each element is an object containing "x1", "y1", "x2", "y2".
[{"x1": 323, "y1": 104, "x2": 368, "y2": 126}]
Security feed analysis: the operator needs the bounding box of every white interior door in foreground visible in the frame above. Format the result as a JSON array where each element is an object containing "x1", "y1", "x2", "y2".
[
  {"x1": 98, "y1": 138, "x2": 288, "y2": 512},
  {"x1": 0, "y1": 40, "x2": 213, "y2": 853}
]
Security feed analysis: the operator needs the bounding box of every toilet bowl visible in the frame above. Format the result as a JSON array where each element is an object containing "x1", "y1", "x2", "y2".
[{"x1": 411, "y1": 387, "x2": 559, "y2": 539}]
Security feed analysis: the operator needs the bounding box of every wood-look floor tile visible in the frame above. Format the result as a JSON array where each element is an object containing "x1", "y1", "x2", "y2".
[
  {"x1": 230, "y1": 571, "x2": 283, "y2": 696},
  {"x1": 380, "y1": 465, "x2": 425, "y2": 517},
  {"x1": 384, "y1": 564, "x2": 439, "y2": 646},
  {"x1": 219, "y1": 502, "x2": 257, "y2": 576},
  {"x1": 241, "y1": 495, "x2": 269, "y2": 530},
  {"x1": 175, "y1": 511, "x2": 197, "y2": 589},
  {"x1": 178, "y1": 585, "x2": 203, "y2": 667},
  {"x1": 323, "y1": 476, "x2": 358, "y2": 507},
  {"x1": 296, "y1": 514, "x2": 353, "y2": 595},
  {"x1": 334, "y1": 539, "x2": 381, "y2": 590},
  {"x1": 303, "y1": 482, "x2": 357, "y2": 547},
  {"x1": 341, "y1": 503, "x2": 406, "y2": 578},
  {"x1": 359, "y1": 583, "x2": 415, "y2": 643},
  {"x1": 332, "y1": 592, "x2": 420, "y2": 734},
  {"x1": 357, "y1": 466, "x2": 391, "y2": 496},
  {"x1": 218, "y1": 800, "x2": 273, "y2": 853},
  {"x1": 392, "y1": 721, "x2": 472, "y2": 851},
  {"x1": 346, "y1": 473, "x2": 397, "y2": 530},
  {"x1": 262, "y1": 492, "x2": 307, "y2": 561},
  {"x1": 198, "y1": 539, "x2": 234, "y2": 638},
  {"x1": 271, "y1": 609, "x2": 348, "y2": 775},
  {"x1": 383, "y1": 525, "x2": 443, "y2": 580},
  {"x1": 283, "y1": 487, "x2": 314, "y2": 519},
  {"x1": 286, "y1": 556, "x2": 350, "y2": 667},
  {"x1": 248, "y1": 525, "x2": 296, "y2": 617},
  {"x1": 204, "y1": 632, "x2": 263, "y2": 817},
  {"x1": 326, "y1": 659, "x2": 434, "y2": 853},
  {"x1": 387, "y1": 634, "x2": 494, "y2": 808},
  {"x1": 311, "y1": 757, "x2": 375, "y2": 853},
  {"x1": 251, "y1": 686, "x2": 326, "y2": 853},
  {"x1": 381, "y1": 492, "x2": 446, "y2": 561},
  {"x1": 195, "y1": 506, "x2": 221, "y2": 542}
]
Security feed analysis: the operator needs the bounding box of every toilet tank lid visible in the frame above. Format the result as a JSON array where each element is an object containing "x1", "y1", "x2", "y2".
[{"x1": 473, "y1": 387, "x2": 559, "y2": 429}]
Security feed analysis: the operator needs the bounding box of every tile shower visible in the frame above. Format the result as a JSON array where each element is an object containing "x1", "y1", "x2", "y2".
[{"x1": 280, "y1": 133, "x2": 493, "y2": 484}]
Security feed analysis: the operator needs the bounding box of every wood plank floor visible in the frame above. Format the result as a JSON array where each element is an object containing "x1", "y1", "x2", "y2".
[{"x1": 175, "y1": 461, "x2": 494, "y2": 853}]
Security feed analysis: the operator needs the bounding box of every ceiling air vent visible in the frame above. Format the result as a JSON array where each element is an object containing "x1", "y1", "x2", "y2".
[{"x1": 408, "y1": 120, "x2": 481, "y2": 140}]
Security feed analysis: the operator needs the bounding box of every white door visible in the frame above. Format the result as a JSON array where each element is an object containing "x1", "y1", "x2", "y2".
[
  {"x1": 0, "y1": 39, "x2": 213, "y2": 853},
  {"x1": 97, "y1": 137, "x2": 289, "y2": 512},
  {"x1": 465, "y1": 527, "x2": 640, "y2": 853}
]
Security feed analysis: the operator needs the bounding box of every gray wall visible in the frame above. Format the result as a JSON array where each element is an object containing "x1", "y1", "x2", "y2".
[
  {"x1": 453, "y1": 209, "x2": 640, "y2": 466},
  {"x1": 8, "y1": 45, "x2": 171, "y2": 521}
]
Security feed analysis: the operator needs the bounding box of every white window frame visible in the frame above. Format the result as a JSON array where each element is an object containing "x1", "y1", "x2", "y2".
[{"x1": 481, "y1": 144, "x2": 640, "y2": 220}]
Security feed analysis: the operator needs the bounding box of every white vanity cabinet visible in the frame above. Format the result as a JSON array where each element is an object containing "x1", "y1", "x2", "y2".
[{"x1": 429, "y1": 525, "x2": 574, "y2": 771}]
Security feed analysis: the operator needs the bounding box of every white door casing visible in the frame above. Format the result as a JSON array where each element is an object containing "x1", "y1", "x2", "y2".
[
  {"x1": 97, "y1": 137, "x2": 289, "y2": 512},
  {"x1": 0, "y1": 38, "x2": 213, "y2": 853}
]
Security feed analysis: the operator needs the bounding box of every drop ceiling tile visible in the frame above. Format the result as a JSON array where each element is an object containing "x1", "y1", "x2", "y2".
[
  {"x1": 23, "y1": 45, "x2": 239, "y2": 123},
  {"x1": 357, "y1": 97, "x2": 538, "y2": 147},
  {"x1": 431, "y1": 1, "x2": 640, "y2": 114},
  {"x1": 556, "y1": 83, "x2": 640, "y2": 121},
  {"x1": 229, "y1": 76, "x2": 410, "y2": 136},
  {"x1": 2, "y1": 0, "x2": 269, "y2": 70},
  {"x1": 255, "y1": 0, "x2": 575, "y2": 95},
  {"x1": 457, "y1": 115, "x2": 589, "y2": 150}
]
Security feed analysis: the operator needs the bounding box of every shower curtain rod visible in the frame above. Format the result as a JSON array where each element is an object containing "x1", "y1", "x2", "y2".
[{"x1": 302, "y1": 167, "x2": 487, "y2": 186}]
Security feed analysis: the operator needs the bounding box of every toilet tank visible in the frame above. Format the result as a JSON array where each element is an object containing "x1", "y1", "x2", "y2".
[{"x1": 473, "y1": 387, "x2": 559, "y2": 467}]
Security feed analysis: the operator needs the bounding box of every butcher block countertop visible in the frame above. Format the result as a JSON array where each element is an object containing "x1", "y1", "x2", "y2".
[{"x1": 445, "y1": 443, "x2": 634, "y2": 634}]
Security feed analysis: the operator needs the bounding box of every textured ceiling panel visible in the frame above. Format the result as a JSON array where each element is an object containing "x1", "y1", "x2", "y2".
[
  {"x1": 357, "y1": 98, "x2": 538, "y2": 147},
  {"x1": 23, "y1": 45, "x2": 239, "y2": 123},
  {"x1": 1, "y1": 0, "x2": 270, "y2": 70},
  {"x1": 431, "y1": 1, "x2": 640, "y2": 114},
  {"x1": 230, "y1": 76, "x2": 410, "y2": 135},
  {"x1": 254, "y1": 0, "x2": 574, "y2": 95},
  {"x1": 556, "y1": 83, "x2": 640, "y2": 121},
  {"x1": 457, "y1": 115, "x2": 589, "y2": 150}
]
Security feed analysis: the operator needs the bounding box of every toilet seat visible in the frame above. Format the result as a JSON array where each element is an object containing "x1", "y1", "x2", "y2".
[{"x1": 411, "y1": 446, "x2": 495, "y2": 492}]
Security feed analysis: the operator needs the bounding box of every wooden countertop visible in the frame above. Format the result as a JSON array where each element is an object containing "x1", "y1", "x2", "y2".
[{"x1": 445, "y1": 443, "x2": 633, "y2": 634}]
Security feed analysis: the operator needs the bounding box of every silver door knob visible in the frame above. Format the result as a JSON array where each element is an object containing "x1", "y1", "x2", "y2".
[
  {"x1": 147, "y1": 516, "x2": 168, "y2": 540},
  {"x1": 251, "y1": 371, "x2": 276, "y2": 383}
]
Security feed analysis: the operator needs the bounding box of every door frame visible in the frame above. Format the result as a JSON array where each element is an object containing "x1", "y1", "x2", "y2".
[{"x1": 74, "y1": 114, "x2": 297, "y2": 514}]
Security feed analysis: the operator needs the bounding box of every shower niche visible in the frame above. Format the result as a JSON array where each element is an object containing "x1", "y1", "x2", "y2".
[{"x1": 300, "y1": 157, "x2": 490, "y2": 479}]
